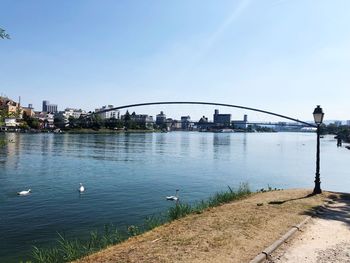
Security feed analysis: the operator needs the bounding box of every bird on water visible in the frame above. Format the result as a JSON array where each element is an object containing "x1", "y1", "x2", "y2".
[
  {"x1": 166, "y1": 189, "x2": 179, "y2": 201},
  {"x1": 78, "y1": 183, "x2": 85, "y2": 193},
  {"x1": 17, "y1": 189, "x2": 31, "y2": 196}
]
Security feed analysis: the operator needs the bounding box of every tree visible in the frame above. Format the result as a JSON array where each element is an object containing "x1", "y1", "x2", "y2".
[
  {"x1": 91, "y1": 114, "x2": 103, "y2": 130},
  {"x1": 124, "y1": 110, "x2": 131, "y2": 121},
  {"x1": 104, "y1": 118, "x2": 123, "y2": 129},
  {"x1": 123, "y1": 110, "x2": 131, "y2": 129},
  {"x1": 0, "y1": 28, "x2": 10, "y2": 39},
  {"x1": 0, "y1": 109, "x2": 7, "y2": 125},
  {"x1": 54, "y1": 115, "x2": 66, "y2": 129}
]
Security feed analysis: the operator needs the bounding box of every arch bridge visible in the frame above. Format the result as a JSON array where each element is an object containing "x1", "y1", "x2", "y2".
[{"x1": 90, "y1": 101, "x2": 316, "y2": 128}]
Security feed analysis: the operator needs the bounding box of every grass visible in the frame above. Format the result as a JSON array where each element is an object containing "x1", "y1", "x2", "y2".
[
  {"x1": 168, "y1": 183, "x2": 251, "y2": 220},
  {"x1": 29, "y1": 183, "x2": 252, "y2": 263},
  {"x1": 31, "y1": 225, "x2": 126, "y2": 263},
  {"x1": 0, "y1": 138, "x2": 6, "y2": 147}
]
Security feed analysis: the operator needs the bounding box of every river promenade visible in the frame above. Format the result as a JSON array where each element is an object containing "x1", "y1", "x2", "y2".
[{"x1": 266, "y1": 193, "x2": 350, "y2": 263}]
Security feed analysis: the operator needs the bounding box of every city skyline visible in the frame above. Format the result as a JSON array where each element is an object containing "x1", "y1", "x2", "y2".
[{"x1": 1, "y1": 0, "x2": 350, "y2": 121}]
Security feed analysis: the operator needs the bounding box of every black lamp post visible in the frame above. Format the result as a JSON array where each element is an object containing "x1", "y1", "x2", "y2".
[{"x1": 313, "y1": 105, "x2": 324, "y2": 194}]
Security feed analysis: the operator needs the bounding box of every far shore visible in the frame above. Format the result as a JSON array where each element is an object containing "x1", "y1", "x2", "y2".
[{"x1": 64, "y1": 128, "x2": 157, "y2": 134}]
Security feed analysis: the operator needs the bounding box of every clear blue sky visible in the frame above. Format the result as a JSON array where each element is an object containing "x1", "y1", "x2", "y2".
[{"x1": 1, "y1": 0, "x2": 350, "y2": 121}]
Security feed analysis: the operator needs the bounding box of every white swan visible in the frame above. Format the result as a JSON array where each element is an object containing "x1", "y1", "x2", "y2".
[
  {"x1": 17, "y1": 189, "x2": 31, "y2": 196},
  {"x1": 78, "y1": 183, "x2": 85, "y2": 193},
  {"x1": 166, "y1": 189, "x2": 179, "y2": 201}
]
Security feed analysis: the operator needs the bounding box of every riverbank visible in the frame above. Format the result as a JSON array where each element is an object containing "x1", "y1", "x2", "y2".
[
  {"x1": 74, "y1": 189, "x2": 331, "y2": 263},
  {"x1": 64, "y1": 128, "x2": 157, "y2": 134},
  {"x1": 0, "y1": 128, "x2": 158, "y2": 134}
]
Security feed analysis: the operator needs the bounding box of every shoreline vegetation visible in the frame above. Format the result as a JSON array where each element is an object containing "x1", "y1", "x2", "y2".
[
  {"x1": 64, "y1": 128, "x2": 157, "y2": 134},
  {"x1": 27, "y1": 184, "x2": 251, "y2": 263}
]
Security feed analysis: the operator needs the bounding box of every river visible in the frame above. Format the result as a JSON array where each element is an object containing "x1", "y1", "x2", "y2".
[{"x1": 0, "y1": 132, "x2": 348, "y2": 262}]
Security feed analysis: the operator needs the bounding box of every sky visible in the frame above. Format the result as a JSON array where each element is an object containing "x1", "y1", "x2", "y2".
[{"x1": 1, "y1": 0, "x2": 350, "y2": 122}]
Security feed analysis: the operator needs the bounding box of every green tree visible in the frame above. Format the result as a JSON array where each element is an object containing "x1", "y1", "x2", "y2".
[
  {"x1": 0, "y1": 28, "x2": 10, "y2": 39},
  {"x1": 124, "y1": 110, "x2": 131, "y2": 121},
  {"x1": 0, "y1": 109, "x2": 7, "y2": 125},
  {"x1": 19, "y1": 122, "x2": 29, "y2": 130},
  {"x1": 23, "y1": 112, "x2": 40, "y2": 129},
  {"x1": 91, "y1": 114, "x2": 103, "y2": 130},
  {"x1": 123, "y1": 111, "x2": 131, "y2": 129},
  {"x1": 54, "y1": 115, "x2": 66, "y2": 129},
  {"x1": 104, "y1": 118, "x2": 123, "y2": 129}
]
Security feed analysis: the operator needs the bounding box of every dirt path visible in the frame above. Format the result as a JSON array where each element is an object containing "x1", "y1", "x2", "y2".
[{"x1": 267, "y1": 193, "x2": 350, "y2": 263}]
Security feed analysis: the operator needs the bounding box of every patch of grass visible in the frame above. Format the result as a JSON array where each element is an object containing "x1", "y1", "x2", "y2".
[
  {"x1": 144, "y1": 214, "x2": 167, "y2": 230},
  {"x1": 168, "y1": 203, "x2": 193, "y2": 220},
  {"x1": 168, "y1": 183, "x2": 251, "y2": 221},
  {"x1": 127, "y1": 225, "x2": 141, "y2": 237},
  {"x1": 31, "y1": 225, "x2": 125, "y2": 263},
  {"x1": 32, "y1": 246, "x2": 61, "y2": 263}
]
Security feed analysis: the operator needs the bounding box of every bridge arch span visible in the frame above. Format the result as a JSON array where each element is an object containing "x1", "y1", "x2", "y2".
[{"x1": 92, "y1": 101, "x2": 315, "y2": 128}]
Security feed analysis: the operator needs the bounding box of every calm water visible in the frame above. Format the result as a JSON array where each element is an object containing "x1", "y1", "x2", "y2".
[{"x1": 0, "y1": 132, "x2": 348, "y2": 262}]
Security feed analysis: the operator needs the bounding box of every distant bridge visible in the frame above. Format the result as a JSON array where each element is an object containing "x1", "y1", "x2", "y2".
[
  {"x1": 244, "y1": 122, "x2": 311, "y2": 127},
  {"x1": 90, "y1": 101, "x2": 316, "y2": 128}
]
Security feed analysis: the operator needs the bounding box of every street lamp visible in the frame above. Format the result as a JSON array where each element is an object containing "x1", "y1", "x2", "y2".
[{"x1": 313, "y1": 105, "x2": 324, "y2": 194}]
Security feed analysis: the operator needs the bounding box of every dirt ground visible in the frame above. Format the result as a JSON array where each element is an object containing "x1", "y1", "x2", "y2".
[
  {"x1": 74, "y1": 189, "x2": 330, "y2": 263},
  {"x1": 266, "y1": 192, "x2": 350, "y2": 263}
]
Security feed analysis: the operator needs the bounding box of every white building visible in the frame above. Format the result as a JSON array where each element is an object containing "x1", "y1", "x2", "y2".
[
  {"x1": 95, "y1": 105, "x2": 120, "y2": 119},
  {"x1": 35, "y1": 112, "x2": 55, "y2": 129},
  {"x1": 63, "y1": 108, "x2": 86, "y2": 119},
  {"x1": 4, "y1": 118, "x2": 19, "y2": 127}
]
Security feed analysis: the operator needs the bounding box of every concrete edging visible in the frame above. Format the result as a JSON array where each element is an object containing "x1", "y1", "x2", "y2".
[{"x1": 249, "y1": 216, "x2": 312, "y2": 263}]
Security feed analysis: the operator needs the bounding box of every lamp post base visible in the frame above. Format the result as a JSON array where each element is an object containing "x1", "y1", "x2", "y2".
[{"x1": 313, "y1": 181, "x2": 322, "y2": 195}]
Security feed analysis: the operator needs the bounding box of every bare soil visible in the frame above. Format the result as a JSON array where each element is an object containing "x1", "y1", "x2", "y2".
[{"x1": 74, "y1": 189, "x2": 330, "y2": 263}]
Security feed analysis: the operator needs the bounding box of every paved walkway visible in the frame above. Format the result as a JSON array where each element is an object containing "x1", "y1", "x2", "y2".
[{"x1": 266, "y1": 193, "x2": 350, "y2": 263}]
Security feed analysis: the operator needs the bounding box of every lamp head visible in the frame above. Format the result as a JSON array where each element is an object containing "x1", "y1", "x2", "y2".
[{"x1": 313, "y1": 105, "x2": 324, "y2": 125}]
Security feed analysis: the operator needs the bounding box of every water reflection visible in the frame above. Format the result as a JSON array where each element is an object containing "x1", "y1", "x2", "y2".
[
  {"x1": 0, "y1": 133, "x2": 22, "y2": 169},
  {"x1": 242, "y1": 133, "x2": 247, "y2": 154},
  {"x1": 212, "y1": 133, "x2": 231, "y2": 160}
]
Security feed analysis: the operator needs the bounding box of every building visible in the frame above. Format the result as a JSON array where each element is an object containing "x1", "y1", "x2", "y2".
[
  {"x1": 55, "y1": 108, "x2": 87, "y2": 127},
  {"x1": 156, "y1": 111, "x2": 167, "y2": 125},
  {"x1": 63, "y1": 108, "x2": 86, "y2": 119},
  {"x1": 170, "y1": 120, "x2": 182, "y2": 130},
  {"x1": 334, "y1": 121, "x2": 342, "y2": 127},
  {"x1": 346, "y1": 120, "x2": 350, "y2": 126},
  {"x1": 213, "y1": 109, "x2": 231, "y2": 126},
  {"x1": 4, "y1": 118, "x2": 19, "y2": 127},
  {"x1": 181, "y1": 116, "x2": 192, "y2": 130},
  {"x1": 0, "y1": 97, "x2": 23, "y2": 117},
  {"x1": 22, "y1": 104, "x2": 35, "y2": 117},
  {"x1": 232, "y1": 114, "x2": 248, "y2": 129},
  {"x1": 130, "y1": 114, "x2": 154, "y2": 129},
  {"x1": 42, "y1": 100, "x2": 49, "y2": 111},
  {"x1": 35, "y1": 112, "x2": 55, "y2": 129},
  {"x1": 42, "y1": 100, "x2": 58, "y2": 113},
  {"x1": 196, "y1": 116, "x2": 216, "y2": 130},
  {"x1": 95, "y1": 105, "x2": 120, "y2": 119}
]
